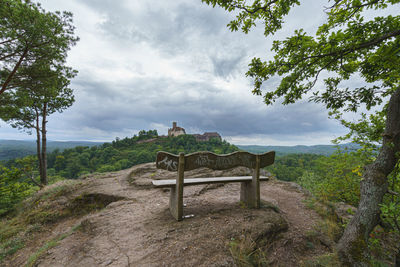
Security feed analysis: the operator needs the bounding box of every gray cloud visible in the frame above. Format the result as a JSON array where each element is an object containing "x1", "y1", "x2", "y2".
[
  {"x1": 50, "y1": 72, "x2": 337, "y2": 141},
  {"x1": 96, "y1": 2, "x2": 225, "y2": 53},
  {"x1": 90, "y1": 0, "x2": 249, "y2": 79},
  {"x1": 210, "y1": 49, "x2": 247, "y2": 78},
  {"x1": 4, "y1": 0, "x2": 357, "y2": 145}
]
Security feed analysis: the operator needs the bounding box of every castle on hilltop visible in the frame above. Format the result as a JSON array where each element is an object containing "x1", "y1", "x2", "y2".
[
  {"x1": 167, "y1": 122, "x2": 222, "y2": 142},
  {"x1": 168, "y1": 122, "x2": 186, "y2": 137}
]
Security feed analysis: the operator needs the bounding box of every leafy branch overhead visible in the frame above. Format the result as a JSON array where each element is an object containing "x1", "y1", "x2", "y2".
[{"x1": 203, "y1": 0, "x2": 400, "y2": 111}]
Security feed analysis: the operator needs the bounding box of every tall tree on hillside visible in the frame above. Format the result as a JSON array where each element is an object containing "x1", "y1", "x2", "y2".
[
  {"x1": 0, "y1": 0, "x2": 78, "y2": 95},
  {"x1": 202, "y1": 0, "x2": 400, "y2": 264},
  {"x1": 0, "y1": 63, "x2": 76, "y2": 185},
  {"x1": 0, "y1": 0, "x2": 78, "y2": 185}
]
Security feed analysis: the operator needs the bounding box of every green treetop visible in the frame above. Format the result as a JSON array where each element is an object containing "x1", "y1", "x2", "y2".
[{"x1": 0, "y1": 0, "x2": 78, "y2": 95}]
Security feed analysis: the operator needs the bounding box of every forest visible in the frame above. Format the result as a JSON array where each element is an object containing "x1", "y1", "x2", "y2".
[
  {"x1": 1, "y1": 129, "x2": 396, "y2": 220},
  {"x1": 0, "y1": 140, "x2": 101, "y2": 161},
  {"x1": 0, "y1": 130, "x2": 238, "y2": 215},
  {"x1": 1, "y1": 130, "x2": 399, "y2": 264}
]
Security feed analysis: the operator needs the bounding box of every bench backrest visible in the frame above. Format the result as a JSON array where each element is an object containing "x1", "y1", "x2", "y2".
[{"x1": 156, "y1": 151, "x2": 275, "y2": 172}]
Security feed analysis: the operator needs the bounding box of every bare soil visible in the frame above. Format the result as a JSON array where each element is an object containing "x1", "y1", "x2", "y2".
[{"x1": 5, "y1": 163, "x2": 332, "y2": 267}]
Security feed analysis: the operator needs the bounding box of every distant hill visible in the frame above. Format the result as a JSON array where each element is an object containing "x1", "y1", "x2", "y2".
[
  {"x1": 0, "y1": 139, "x2": 362, "y2": 161},
  {"x1": 237, "y1": 143, "x2": 360, "y2": 156},
  {"x1": 0, "y1": 140, "x2": 103, "y2": 161},
  {"x1": 0, "y1": 131, "x2": 239, "y2": 178}
]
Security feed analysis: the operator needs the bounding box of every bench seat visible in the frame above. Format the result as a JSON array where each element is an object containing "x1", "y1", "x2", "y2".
[{"x1": 152, "y1": 176, "x2": 269, "y2": 187}]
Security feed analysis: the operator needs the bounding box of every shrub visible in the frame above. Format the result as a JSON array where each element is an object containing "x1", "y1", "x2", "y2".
[
  {"x1": 0, "y1": 166, "x2": 38, "y2": 216},
  {"x1": 298, "y1": 150, "x2": 372, "y2": 206}
]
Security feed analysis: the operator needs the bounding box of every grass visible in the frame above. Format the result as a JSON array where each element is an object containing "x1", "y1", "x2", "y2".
[
  {"x1": 302, "y1": 197, "x2": 343, "y2": 242},
  {"x1": 0, "y1": 217, "x2": 30, "y2": 263},
  {"x1": 0, "y1": 177, "x2": 126, "y2": 266},
  {"x1": 303, "y1": 197, "x2": 317, "y2": 210},
  {"x1": 25, "y1": 224, "x2": 81, "y2": 267},
  {"x1": 228, "y1": 235, "x2": 269, "y2": 267},
  {"x1": 0, "y1": 180, "x2": 104, "y2": 265},
  {"x1": 0, "y1": 236, "x2": 24, "y2": 262},
  {"x1": 301, "y1": 253, "x2": 340, "y2": 267},
  {"x1": 260, "y1": 200, "x2": 280, "y2": 213},
  {"x1": 0, "y1": 217, "x2": 25, "y2": 242},
  {"x1": 28, "y1": 180, "x2": 81, "y2": 203}
]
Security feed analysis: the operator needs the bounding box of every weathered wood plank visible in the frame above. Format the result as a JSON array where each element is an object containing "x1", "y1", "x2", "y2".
[
  {"x1": 152, "y1": 176, "x2": 270, "y2": 187},
  {"x1": 259, "y1": 151, "x2": 275, "y2": 168},
  {"x1": 156, "y1": 151, "x2": 275, "y2": 171},
  {"x1": 156, "y1": 151, "x2": 179, "y2": 171},
  {"x1": 185, "y1": 151, "x2": 255, "y2": 170}
]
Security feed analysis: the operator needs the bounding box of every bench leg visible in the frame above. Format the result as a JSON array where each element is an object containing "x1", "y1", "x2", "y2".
[
  {"x1": 240, "y1": 181, "x2": 259, "y2": 208},
  {"x1": 169, "y1": 153, "x2": 185, "y2": 221},
  {"x1": 169, "y1": 186, "x2": 183, "y2": 221},
  {"x1": 252, "y1": 166, "x2": 261, "y2": 209},
  {"x1": 240, "y1": 168, "x2": 260, "y2": 208},
  {"x1": 240, "y1": 181, "x2": 251, "y2": 205},
  {"x1": 240, "y1": 181, "x2": 257, "y2": 208}
]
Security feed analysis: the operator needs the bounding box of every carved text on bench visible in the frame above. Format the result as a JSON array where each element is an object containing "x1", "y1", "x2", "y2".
[{"x1": 156, "y1": 151, "x2": 274, "y2": 172}]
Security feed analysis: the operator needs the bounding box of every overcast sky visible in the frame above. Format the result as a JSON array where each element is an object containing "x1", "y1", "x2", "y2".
[{"x1": 1, "y1": 0, "x2": 392, "y2": 145}]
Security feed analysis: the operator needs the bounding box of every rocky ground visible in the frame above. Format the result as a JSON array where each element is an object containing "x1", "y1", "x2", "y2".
[{"x1": 4, "y1": 163, "x2": 337, "y2": 266}]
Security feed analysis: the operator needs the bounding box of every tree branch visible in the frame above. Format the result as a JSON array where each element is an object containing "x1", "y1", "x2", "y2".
[
  {"x1": 28, "y1": 173, "x2": 43, "y2": 188},
  {"x1": 271, "y1": 29, "x2": 400, "y2": 72},
  {"x1": 228, "y1": 0, "x2": 279, "y2": 14},
  {"x1": 325, "y1": 0, "x2": 381, "y2": 13},
  {"x1": 0, "y1": 46, "x2": 29, "y2": 95},
  {"x1": 304, "y1": 29, "x2": 400, "y2": 62},
  {"x1": 0, "y1": 38, "x2": 17, "y2": 45},
  {"x1": 0, "y1": 50, "x2": 20, "y2": 61}
]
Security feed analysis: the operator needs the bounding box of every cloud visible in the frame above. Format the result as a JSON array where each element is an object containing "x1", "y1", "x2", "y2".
[
  {"x1": 44, "y1": 71, "x2": 342, "y2": 144},
  {"x1": 2, "y1": 0, "x2": 356, "y2": 145}
]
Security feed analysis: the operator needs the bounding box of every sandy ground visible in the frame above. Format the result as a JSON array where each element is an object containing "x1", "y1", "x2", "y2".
[{"x1": 7, "y1": 163, "x2": 331, "y2": 267}]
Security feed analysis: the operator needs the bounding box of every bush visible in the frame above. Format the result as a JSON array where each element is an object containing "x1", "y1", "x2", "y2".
[
  {"x1": 298, "y1": 150, "x2": 372, "y2": 206},
  {"x1": 97, "y1": 164, "x2": 116, "y2": 173},
  {"x1": 0, "y1": 166, "x2": 38, "y2": 216}
]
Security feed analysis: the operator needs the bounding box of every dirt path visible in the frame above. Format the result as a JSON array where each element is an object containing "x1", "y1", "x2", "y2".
[{"x1": 8, "y1": 163, "x2": 330, "y2": 267}]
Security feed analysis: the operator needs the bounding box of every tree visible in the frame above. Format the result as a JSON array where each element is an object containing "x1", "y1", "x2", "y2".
[
  {"x1": 0, "y1": 0, "x2": 78, "y2": 185},
  {"x1": 202, "y1": 0, "x2": 400, "y2": 265},
  {"x1": 0, "y1": 0, "x2": 78, "y2": 95},
  {"x1": 0, "y1": 63, "x2": 76, "y2": 185}
]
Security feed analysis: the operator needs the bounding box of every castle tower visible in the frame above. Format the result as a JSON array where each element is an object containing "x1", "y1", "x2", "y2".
[{"x1": 168, "y1": 122, "x2": 186, "y2": 137}]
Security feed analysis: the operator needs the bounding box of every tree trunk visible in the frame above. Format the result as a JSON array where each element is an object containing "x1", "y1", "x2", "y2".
[
  {"x1": 337, "y1": 87, "x2": 400, "y2": 266},
  {"x1": 35, "y1": 111, "x2": 43, "y2": 184},
  {"x1": 41, "y1": 103, "x2": 48, "y2": 185}
]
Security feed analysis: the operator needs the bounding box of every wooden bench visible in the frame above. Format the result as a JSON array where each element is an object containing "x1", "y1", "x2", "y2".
[{"x1": 153, "y1": 150, "x2": 275, "y2": 221}]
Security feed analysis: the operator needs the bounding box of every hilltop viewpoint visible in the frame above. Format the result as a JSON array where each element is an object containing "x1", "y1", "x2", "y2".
[{"x1": 4, "y1": 162, "x2": 395, "y2": 267}]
